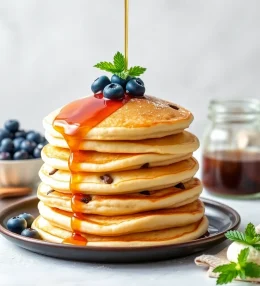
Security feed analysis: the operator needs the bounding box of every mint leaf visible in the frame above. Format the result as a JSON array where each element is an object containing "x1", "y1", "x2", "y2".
[
  {"x1": 94, "y1": 61, "x2": 119, "y2": 73},
  {"x1": 225, "y1": 230, "x2": 247, "y2": 244},
  {"x1": 238, "y1": 248, "x2": 250, "y2": 266},
  {"x1": 238, "y1": 269, "x2": 246, "y2": 280},
  {"x1": 252, "y1": 244, "x2": 260, "y2": 251},
  {"x1": 244, "y1": 262, "x2": 260, "y2": 278},
  {"x1": 245, "y1": 223, "x2": 260, "y2": 244},
  {"x1": 128, "y1": 66, "x2": 146, "y2": 77},
  {"x1": 213, "y1": 263, "x2": 237, "y2": 273},
  {"x1": 245, "y1": 223, "x2": 257, "y2": 239},
  {"x1": 113, "y1": 52, "x2": 125, "y2": 71},
  {"x1": 216, "y1": 271, "x2": 239, "y2": 285},
  {"x1": 114, "y1": 71, "x2": 129, "y2": 80}
]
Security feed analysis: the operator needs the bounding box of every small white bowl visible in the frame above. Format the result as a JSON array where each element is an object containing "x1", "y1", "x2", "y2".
[{"x1": 0, "y1": 158, "x2": 43, "y2": 188}]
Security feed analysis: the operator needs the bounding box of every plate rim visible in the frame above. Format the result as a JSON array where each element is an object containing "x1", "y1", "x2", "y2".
[{"x1": 0, "y1": 196, "x2": 240, "y2": 251}]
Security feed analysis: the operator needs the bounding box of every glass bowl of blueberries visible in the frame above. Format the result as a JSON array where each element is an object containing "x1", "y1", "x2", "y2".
[{"x1": 0, "y1": 120, "x2": 47, "y2": 188}]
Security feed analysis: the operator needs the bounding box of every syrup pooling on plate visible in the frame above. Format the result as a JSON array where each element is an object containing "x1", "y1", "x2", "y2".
[{"x1": 53, "y1": 94, "x2": 129, "y2": 245}]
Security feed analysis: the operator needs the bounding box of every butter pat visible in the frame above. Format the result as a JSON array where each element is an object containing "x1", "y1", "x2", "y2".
[{"x1": 227, "y1": 242, "x2": 260, "y2": 264}]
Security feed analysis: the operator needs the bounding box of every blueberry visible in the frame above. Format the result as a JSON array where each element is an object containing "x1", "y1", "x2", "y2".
[
  {"x1": 19, "y1": 213, "x2": 35, "y2": 228},
  {"x1": 91, "y1": 75, "x2": 111, "y2": 93},
  {"x1": 0, "y1": 152, "x2": 11, "y2": 160},
  {"x1": 4, "y1": 120, "x2": 19, "y2": 133},
  {"x1": 0, "y1": 138, "x2": 14, "y2": 153},
  {"x1": 33, "y1": 143, "x2": 45, "y2": 158},
  {"x1": 111, "y1": 75, "x2": 131, "y2": 89},
  {"x1": 37, "y1": 143, "x2": 46, "y2": 150},
  {"x1": 21, "y1": 228, "x2": 41, "y2": 239},
  {"x1": 15, "y1": 130, "x2": 26, "y2": 138},
  {"x1": 20, "y1": 140, "x2": 36, "y2": 154},
  {"x1": 103, "y1": 83, "x2": 124, "y2": 100},
  {"x1": 126, "y1": 78, "x2": 145, "y2": 96},
  {"x1": 33, "y1": 147, "x2": 41, "y2": 158},
  {"x1": 13, "y1": 137, "x2": 24, "y2": 152},
  {"x1": 26, "y1": 131, "x2": 42, "y2": 144},
  {"x1": 7, "y1": 216, "x2": 27, "y2": 234},
  {"x1": 9, "y1": 133, "x2": 15, "y2": 139},
  {"x1": 26, "y1": 130, "x2": 34, "y2": 135},
  {"x1": 134, "y1": 78, "x2": 144, "y2": 86},
  {"x1": 0, "y1": 129, "x2": 11, "y2": 142},
  {"x1": 13, "y1": 150, "x2": 29, "y2": 160},
  {"x1": 37, "y1": 139, "x2": 48, "y2": 148},
  {"x1": 39, "y1": 136, "x2": 47, "y2": 144}
]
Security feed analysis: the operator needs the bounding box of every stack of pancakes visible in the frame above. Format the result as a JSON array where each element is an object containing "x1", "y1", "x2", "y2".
[{"x1": 33, "y1": 95, "x2": 208, "y2": 247}]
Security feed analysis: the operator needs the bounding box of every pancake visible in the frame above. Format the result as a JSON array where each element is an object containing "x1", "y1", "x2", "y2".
[
  {"x1": 38, "y1": 199, "x2": 205, "y2": 236},
  {"x1": 42, "y1": 144, "x2": 193, "y2": 172},
  {"x1": 44, "y1": 95, "x2": 194, "y2": 141},
  {"x1": 45, "y1": 131, "x2": 199, "y2": 154},
  {"x1": 37, "y1": 178, "x2": 202, "y2": 216},
  {"x1": 39, "y1": 157, "x2": 199, "y2": 195},
  {"x1": 32, "y1": 215, "x2": 209, "y2": 247}
]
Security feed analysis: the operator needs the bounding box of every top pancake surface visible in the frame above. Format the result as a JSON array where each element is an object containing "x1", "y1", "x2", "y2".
[{"x1": 44, "y1": 95, "x2": 194, "y2": 140}]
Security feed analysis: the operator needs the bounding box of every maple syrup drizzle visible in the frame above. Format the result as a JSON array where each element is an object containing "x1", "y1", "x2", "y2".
[{"x1": 53, "y1": 94, "x2": 129, "y2": 245}]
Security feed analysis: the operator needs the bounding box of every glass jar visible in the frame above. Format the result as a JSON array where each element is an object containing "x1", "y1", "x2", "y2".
[{"x1": 202, "y1": 98, "x2": 260, "y2": 198}]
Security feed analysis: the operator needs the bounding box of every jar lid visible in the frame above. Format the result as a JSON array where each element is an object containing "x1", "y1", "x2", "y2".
[{"x1": 209, "y1": 98, "x2": 260, "y2": 122}]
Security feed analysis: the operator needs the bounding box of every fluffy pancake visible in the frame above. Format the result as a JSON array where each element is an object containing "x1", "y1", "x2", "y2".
[
  {"x1": 45, "y1": 131, "x2": 199, "y2": 154},
  {"x1": 42, "y1": 144, "x2": 192, "y2": 172},
  {"x1": 38, "y1": 200, "x2": 205, "y2": 236},
  {"x1": 32, "y1": 215, "x2": 209, "y2": 247},
  {"x1": 44, "y1": 95, "x2": 194, "y2": 140},
  {"x1": 37, "y1": 178, "x2": 202, "y2": 216},
  {"x1": 39, "y1": 157, "x2": 199, "y2": 195}
]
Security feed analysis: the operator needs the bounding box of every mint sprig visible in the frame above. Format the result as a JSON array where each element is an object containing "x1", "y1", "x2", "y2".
[
  {"x1": 213, "y1": 248, "x2": 260, "y2": 285},
  {"x1": 225, "y1": 223, "x2": 260, "y2": 250},
  {"x1": 94, "y1": 52, "x2": 146, "y2": 79},
  {"x1": 211, "y1": 223, "x2": 260, "y2": 285}
]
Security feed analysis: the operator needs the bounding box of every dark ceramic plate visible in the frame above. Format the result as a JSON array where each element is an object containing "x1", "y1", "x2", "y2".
[{"x1": 0, "y1": 197, "x2": 240, "y2": 263}]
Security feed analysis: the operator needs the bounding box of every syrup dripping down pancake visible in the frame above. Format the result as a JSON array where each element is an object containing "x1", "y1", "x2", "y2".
[
  {"x1": 39, "y1": 157, "x2": 199, "y2": 195},
  {"x1": 37, "y1": 178, "x2": 202, "y2": 216},
  {"x1": 38, "y1": 199, "x2": 205, "y2": 236},
  {"x1": 42, "y1": 144, "x2": 193, "y2": 172},
  {"x1": 44, "y1": 95, "x2": 194, "y2": 141},
  {"x1": 45, "y1": 131, "x2": 199, "y2": 154},
  {"x1": 33, "y1": 216, "x2": 208, "y2": 247}
]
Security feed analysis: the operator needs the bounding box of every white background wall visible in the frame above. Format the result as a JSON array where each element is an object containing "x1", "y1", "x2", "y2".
[{"x1": 0, "y1": 0, "x2": 259, "y2": 139}]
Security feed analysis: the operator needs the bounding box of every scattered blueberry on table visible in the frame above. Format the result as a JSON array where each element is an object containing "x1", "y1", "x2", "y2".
[
  {"x1": 0, "y1": 120, "x2": 47, "y2": 160},
  {"x1": 6, "y1": 213, "x2": 41, "y2": 239}
]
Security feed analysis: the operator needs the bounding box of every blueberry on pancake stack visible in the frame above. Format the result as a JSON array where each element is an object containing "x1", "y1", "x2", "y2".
[{"x1": 32, "y1": 53, "x2": 208, "y2": 247}]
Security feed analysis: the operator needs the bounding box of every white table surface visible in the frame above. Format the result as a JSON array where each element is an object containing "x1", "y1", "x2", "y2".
[{"x1": 0, "y1": 152, "x2": 258, "y2": 286}]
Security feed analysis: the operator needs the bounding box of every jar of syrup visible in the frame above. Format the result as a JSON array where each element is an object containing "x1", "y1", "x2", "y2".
[{"x1": 202, "y1": 99, "x2": 260, "y2": 198}]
